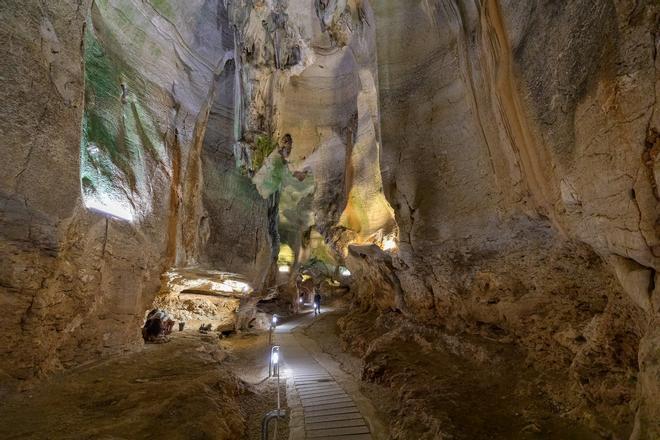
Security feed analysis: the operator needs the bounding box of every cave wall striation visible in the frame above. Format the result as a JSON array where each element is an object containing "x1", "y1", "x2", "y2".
[
  {"x1": 343, "y1": 0, "x2": 658, "y2": 437},
  {"x1": 0, "y1": 0, "x2": 273, "y2": 384},
  {"x1": 1, "y1": 0, "x2": 659, "y2": 438}
]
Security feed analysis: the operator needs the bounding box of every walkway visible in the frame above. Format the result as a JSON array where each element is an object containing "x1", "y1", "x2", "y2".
[{"x1": 273, "y1": 310, "x2": 373, "y2": 440}]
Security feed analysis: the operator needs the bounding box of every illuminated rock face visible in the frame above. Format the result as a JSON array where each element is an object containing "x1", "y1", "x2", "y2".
[
  {"x1": 0, "y1": 0, "x2": 274, "y2": 382},
  {"x1": 0, "y1": 0, "x2": 658, "y2": 437},
  {"x1": 365, "y1": 0, "x2": 659, "y2": 436},
  {"x1": 0, "y1": 0, "x2": 393, "y2": 381},
  {"x1": 226, "y1": 0, "x2": 398, "y2": 260}
]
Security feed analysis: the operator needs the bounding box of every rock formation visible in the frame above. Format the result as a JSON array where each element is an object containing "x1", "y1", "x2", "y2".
[
  {"x1": 367, "y1": 1, "x2": 658, "y2": 437},
  {"x1": 0, "y1": 0, "x2": 273, "y2": 384},
  {"x1": 0, "y1": 0, "x2": 657, "y2": 438}
]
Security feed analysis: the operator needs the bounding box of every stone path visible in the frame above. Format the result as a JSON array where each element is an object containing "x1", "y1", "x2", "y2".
[{"x1": 274, "y1": 311, "x2": 373, "y2": 440}]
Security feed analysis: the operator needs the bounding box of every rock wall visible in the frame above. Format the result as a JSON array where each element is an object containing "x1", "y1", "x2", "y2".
[
  {"x1": 196, "y1": 2, "x2": 273, "y2": 283},
  {"x1": 226, "y1": 0, "x2": 397, "y2": 276},
  {"x1": 351, "y1": 0, "x2": 659, "y2": 437},
  {"x1": 1, "y1": 0, "x2": 658, "y2": 437},
  {"x1": 1, "y1": 0, "x2": 93, "y2": 382},
  {"x1": 0, "y1": 0, "x2": 273, "y2": 385}
]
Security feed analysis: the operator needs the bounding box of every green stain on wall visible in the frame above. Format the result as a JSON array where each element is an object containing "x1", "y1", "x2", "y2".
[
  {"x1": 80, "y1": 7, "x2": 168, "y2": 218},
  {"x1": 204, "y1": 160, "x2": 265, "y2": 208},
  {"x1": 253, "y1": 152, "x2": 287, "y2": 199},
  {"x1": 279, "y1": 169, "x2": 314, "y2": 229}
]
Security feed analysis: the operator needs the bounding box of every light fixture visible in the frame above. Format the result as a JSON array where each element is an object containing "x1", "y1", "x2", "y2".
[
  {"x1": 299, "y1": 297, "x2": 303, "y2": 304},
  {"x1": 270, "y1": 345, "x2": 281, "y2": 377},
  {"x1": 339, "y1": 266, "x2": 351, "y2": 277},
  {"x1": 278, "y1": 265, "x2": 290, "y2": 273},
  {"x1": 272, "y1": 314, "x2": 278, "y2": 326}
]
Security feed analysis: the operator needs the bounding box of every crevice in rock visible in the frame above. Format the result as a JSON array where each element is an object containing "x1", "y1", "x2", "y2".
[{"x1": 101, "y1": 217, "x2": 108, "y2": 258}]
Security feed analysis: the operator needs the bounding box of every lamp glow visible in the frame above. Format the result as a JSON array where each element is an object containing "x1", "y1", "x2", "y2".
[
  {"x1": 382, "y1": 237, "x2": 397, "y2": 251},
  {"x1": 278, "y1": 265, "x2": 290, "y2": 273},
  {"x1": 339, "y1": 267, "x2": 351, "y2": 277},
  {"x1": 270, "y1": 345, "x2": 281, "y2": 376},
  {"x1": 272, "y1": 315, "x2": 278, "y2": 325}
]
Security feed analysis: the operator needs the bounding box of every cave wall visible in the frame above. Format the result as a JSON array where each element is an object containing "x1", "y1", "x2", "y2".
[
  {"x1": 196, "y1": 2, "x2": 273, "y2": 283},
  {"x1": 0, "y1": 0, "x2": 274, "y2": 385},
  {"x1": 274, "y1": 0, "x2": 397, "y2": 248},
  {"x1": 1, "y1": 0, "x2": 94, "y2": 382},
  {"x1": 226, "y1": 0, "x2": 398, "y2": 276},
  {"x1": 1, "y1": 0, "x2": 658, "y2": 436},
  {"x1": 199, "y1": 66, "x2": 274, "y2": 282},
  {"x1": 364, "y1": 0, "x2": 659, "y2": 436}
]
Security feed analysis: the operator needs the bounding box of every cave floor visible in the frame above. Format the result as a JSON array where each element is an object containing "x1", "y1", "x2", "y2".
[
  {"x1": 0, "y1": 330, "x2": 288, "y2": 440},
  {"x1": 302, "y1": 309, "x2": 605, "y2": 440},
  {"x1": 0, "y1": 308, "x2": 610, "y2": 440}
]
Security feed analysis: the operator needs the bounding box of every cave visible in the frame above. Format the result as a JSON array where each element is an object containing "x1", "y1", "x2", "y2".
[{"x1": 0, "y1": 0, "x2": 658, "y2": 439}]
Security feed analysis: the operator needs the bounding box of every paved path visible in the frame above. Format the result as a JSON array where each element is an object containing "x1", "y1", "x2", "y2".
[{"x1": 274, "y1": 310, "x2": 373, "y2": 440}]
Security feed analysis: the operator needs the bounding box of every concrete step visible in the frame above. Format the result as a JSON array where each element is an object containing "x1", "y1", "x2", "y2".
[
  {"x1": 296, "y1": 381, "x2": 340, "y2": 388},
  {"x1": 301, "y1": 396, "x2": 354, "y2": 406},
  {"x1": 298, "y1": 390, "x2": 347, "y2": 399},
  {"x1": 305, "y1": 435, "x2": 372, "y2": 440},
  {"x1": 304, "y1": 401, "x2": 358, "y2": 412},
  {"x1": 297, "y1": 385, "x2": 344, "y2": 393},
  {"x1": 297, "y1": 386, "x2": 344, "y2": 394},
  {"x1": 296, "y1": 378, "x2": 333, "y2": 383}
]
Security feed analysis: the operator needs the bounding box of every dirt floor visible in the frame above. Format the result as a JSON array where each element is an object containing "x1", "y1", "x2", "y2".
[
  {"x1": 222, "y1": 331, "x2": 289, "y2": 440},
  {"x1": 0, "y1": 329, "x2": 288, "y2": 440},
  {"x1": 0, "y1": 307, "x2": 611, "y2": 440},
  {"x1": 301, "y1": 309, "x2": 608, "y2": 440}
]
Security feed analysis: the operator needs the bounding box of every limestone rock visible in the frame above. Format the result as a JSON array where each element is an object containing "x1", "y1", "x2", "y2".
[{"x1": 1, "y1": 0, "x2": 659, "y2": 437}]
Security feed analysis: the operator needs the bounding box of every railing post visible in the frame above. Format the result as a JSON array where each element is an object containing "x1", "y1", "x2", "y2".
[{"x1": 261, "y1": 409, "x2": 286, "y2": 440}]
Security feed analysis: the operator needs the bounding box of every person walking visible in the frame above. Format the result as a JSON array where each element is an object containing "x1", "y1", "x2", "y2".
[{"x1": 313, "y1": 288, "x2": 321, "y2": 317}]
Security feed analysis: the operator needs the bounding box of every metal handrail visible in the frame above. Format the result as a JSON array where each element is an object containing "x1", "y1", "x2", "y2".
[
  {"x1": 261, "y1": 409, "x2": 286, "y2": 440},
  {"x1": 263, "y1": 321, "x2": 283, "y2": 439}
]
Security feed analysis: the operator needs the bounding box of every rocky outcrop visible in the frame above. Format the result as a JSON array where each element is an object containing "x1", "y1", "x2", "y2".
[
  {"x1": 226, "y1": 0, "x2": 398, "y2": 295},
  {"x1": 0, "y1": 0, "x2": 274, "y2": 385},
  {"x1": 351, "y1": 0, "x2": 659, "y2": 437},
  {"x1": 1, "y1": 0, "x2": 658, "y2": 437}
]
